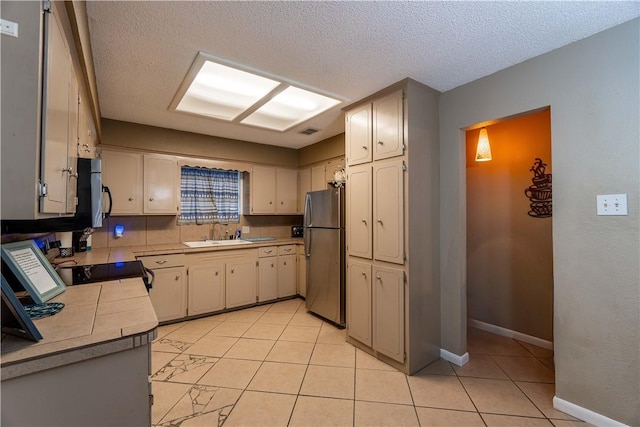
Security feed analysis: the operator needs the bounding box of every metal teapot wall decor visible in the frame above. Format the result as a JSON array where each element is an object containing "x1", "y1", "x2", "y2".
[{"x1": 525, "y1": 158, "x2": 552, "y2": 218}]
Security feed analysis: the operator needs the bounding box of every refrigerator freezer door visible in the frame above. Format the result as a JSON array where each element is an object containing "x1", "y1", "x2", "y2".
[
  {"x1": 304, "y1": 189, "x2": 341, "y2": 229},
  {"x1": 305, "y1": 228, "x2": 344, "y2": 325}
]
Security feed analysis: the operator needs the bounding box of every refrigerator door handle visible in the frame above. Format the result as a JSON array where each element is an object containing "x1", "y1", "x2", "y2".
[
  {"x1": 304, "y1": 228, "x2": 312, "y2": 258},
  {"x1": 304, "y1": 193, "x2": 312, "y2": 227}
]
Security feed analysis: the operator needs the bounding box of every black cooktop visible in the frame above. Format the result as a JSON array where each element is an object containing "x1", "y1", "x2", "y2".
[{"x1": 58, "y1": 261, "x2": 149, "y2": 289}]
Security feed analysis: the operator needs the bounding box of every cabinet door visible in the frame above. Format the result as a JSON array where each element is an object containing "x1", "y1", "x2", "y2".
[
  {"x1": 102, "y1": 150, "x2": 143, "y2": 215},
  {"x1": 297, "y1": 253, "x2": 307, "y2": 298},
  {"x1": 297, "y1": 168, "x2": 311, "y2": 214},
  {"x1": 347, "y1": 164, "x2": 372, "y2": 259},
  {"x1": 373, "y1": 90, "x2": 404, "y2": 161},
  {"x1": 347, "y1": 260, "x2": 371, "y2": 346},
  {"x1": 250, "y1": 166, "x2": 276, "y2": 214},
  {"x1": 77, "y1": 94, "x2": 95, "y2": 159},
  {"x1": 40, "y1": 9, "x2": 71, "y2": 214},
  {"x1": 148, "y1": 267, "x2": 187, "y2": 322},
  {"x1": 226, "y1": 258, "x2": 257, "y2": 308},
  {"x1": 311, "y1": 165, "x2": 326, "y2": 191},
  {"x1": 373, "y1": 160, "x2": 404, "y2": 265},
  {"x1": 276, "y1": 169, "x2": 298, "y2": 214},
  {"x1": 278, "y1": 254, "x2": 297, "y2": 298},
  {"x1": 258, "y1": 257, "x2": 278, "y2": 302},
  {"x1": 346, "y1": 105, "x2": 372, "y2": 166},
  {"x1": 373, "y1": 265, "x2": 404, "y2": 363},
  {"x1": 144, "y1": 154, "x2": 178, "y2": 214},
  {"x1": 65, "y1": 66, "x2": 79, "y2": 214},
  {"x1": 188, "y1": 263, "x2": 225, "y2": 316}
]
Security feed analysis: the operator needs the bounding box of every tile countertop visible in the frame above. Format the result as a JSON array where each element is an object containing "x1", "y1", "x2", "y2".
[{"x1": 0, "y1": 278, "x2": 158, "y2": 380}]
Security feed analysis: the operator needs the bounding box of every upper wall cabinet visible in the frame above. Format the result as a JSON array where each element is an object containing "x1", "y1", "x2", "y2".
[
  {"x1": 1, "y1": 2, "x2": 99, "y2": 220},
  {"x1": 245, "y1": 166, "x2": 298, "y2": 215},
  {"x1": 102, "y1": 150, "x2": 143, "y2": 215},
  {"x1": 144, "y1": 154, "x2": 179, "y2": 214},
  {"x1": 346, "y1": 104, "x2": 373, "y2": 166},
  {"x1": 345, "y1": 90, "x2": 404, "y2": 166}
]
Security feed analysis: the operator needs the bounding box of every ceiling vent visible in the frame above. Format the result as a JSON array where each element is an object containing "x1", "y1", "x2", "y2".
[{"x1": 299, "y1": 127, "x2": 320, "y2": 136}]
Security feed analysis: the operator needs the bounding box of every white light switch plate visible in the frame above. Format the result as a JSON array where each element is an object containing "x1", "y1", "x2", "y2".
[
  {"x1": 597, "y1": 194, "x2": 628, "y2": 215},
  {"x1": 242, "y1": 226, "x2": 250, "y2": 234},
  {"x1": 0, "y1": 19, "x2": 19, "y2": 38}
]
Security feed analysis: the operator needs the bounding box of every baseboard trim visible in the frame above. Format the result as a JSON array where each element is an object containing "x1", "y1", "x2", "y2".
[
  {"x1": 440, "y1": 348, "x2": 469, "y2": 366},
  {"x1": 553, "y1": 396, "x2": 629, "y2": 427},
  {"x1": 469, "y1": 318, "x2": 553, "y2": 350}
]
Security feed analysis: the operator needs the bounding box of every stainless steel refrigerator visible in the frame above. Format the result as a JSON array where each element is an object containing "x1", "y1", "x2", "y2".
[{"x1": 304, "y1": 188, "x2": 345, "y2": 326}]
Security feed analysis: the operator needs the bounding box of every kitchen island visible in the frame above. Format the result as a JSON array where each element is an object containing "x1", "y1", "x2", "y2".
[{"x1": 1, "y1": 278, "x2": 158, "y2": 426}]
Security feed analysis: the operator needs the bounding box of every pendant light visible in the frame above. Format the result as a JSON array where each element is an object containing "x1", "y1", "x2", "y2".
[{"x1": 475, "y1": 128, "x2": 492, "y2": 162}]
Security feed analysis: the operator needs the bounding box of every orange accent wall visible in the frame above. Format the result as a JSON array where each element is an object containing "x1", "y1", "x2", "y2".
[{"x1": 466, "y1": 108, "x2": 553, "y2": 341}]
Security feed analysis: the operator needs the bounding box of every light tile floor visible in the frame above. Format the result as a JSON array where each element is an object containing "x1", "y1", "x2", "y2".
[{"x1": 151, "y1": 298, "x2": 588, "y2": 426}]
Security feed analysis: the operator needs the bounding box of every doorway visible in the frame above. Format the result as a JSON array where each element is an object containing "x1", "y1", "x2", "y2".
[{"x1": 465, "y1": 108, "x2": 553, "y2": 350}]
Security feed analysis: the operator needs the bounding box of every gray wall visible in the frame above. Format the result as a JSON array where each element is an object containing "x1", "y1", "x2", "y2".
[{"x1": 439, "y1": 19, "x2": 639, "y2": 425}]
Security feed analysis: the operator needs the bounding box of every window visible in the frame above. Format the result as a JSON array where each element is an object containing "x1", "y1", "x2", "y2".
[{"x1": 178, "y1": 166, "x2": 240, "y2": 225}]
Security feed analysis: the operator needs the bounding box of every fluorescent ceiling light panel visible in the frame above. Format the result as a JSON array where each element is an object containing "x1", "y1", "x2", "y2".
[
  {"x1": 176, "y1": 60, "x2": 280, "y2": 121},
  {"x1": 173, "y1": 53, "x2": 343, "y2": 132},
  {"x1": 241, "y1": 86, "x2": 341, "y2": 131}
]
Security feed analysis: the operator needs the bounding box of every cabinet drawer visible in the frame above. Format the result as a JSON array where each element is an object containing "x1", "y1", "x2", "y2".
[
  {"x1": 277, "y1": 245, "x2": 296, "y2": 256},
  {"x1": 258, "y1": 246, "x2": 277, "y2": 257},
  {"x1": 138, "y1": 253, "x2": 185, "y2": 269}
]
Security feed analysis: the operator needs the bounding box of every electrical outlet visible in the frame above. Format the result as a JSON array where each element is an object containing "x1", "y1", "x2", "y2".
[
  {"x1": 597, "y1": 194, "x2": 628, "y2": 216},
  {"x1": 1, "y1": 19, "x2": 19, "y2": 38},
  {"x1": 242, "y1": 226, "x2": 250, "y2": 234}
]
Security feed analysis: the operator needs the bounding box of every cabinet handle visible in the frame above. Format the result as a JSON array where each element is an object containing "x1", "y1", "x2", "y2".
[
  {"x1": 155, "y1": 260, "x2": 168, "y2": 265},
  {"x1": 265, "y1": 250, "x2": 273, "y2": 254},
  {"x1": 280, "y1": 201, "x2": 284, "y2": 205},
  {"x1": 231, "y1": 268, "x2": 235, "y2": 274},
  {"x1": 63, "y1": 167, "x2": 78, "y2": 178},
  {"x1": 361, "y1": 145, "x2": 368, "y2": 150},
  {"x1": 361, "y1": 272, "x2": 367, "y2": 278},
  {"x1": 175, "y1": 275, "x2": 180, "y2": 280},
  {"x1": 377, "y1": 141, "x2": 384, "y2": 145},
  {"x1": 361, "y1": 219, "x2": 367, "y2": 224},
  {"x1": 284, "y1": 248, "x2": 292, "y2": 252},
  {"x1": 269, "y1": 201, "x2": 273, "y2": 205},
  {"x1": 215, "y1": 271, "x2": 219, "y2": 276},
  {"x1": 129, "y1": 197, "x2": 134, "y2": 201},
  {"x1": 376, "y1": 275, "x2": 381, "y2": 280},
  {"x1": 284, "y1": 261, "x2": 287, "y2": 266},
  {"x1": 271, "y1": 263, "x2": 274, "y2": 267},
  {"x1": 149, "y1": 197, "x2": 154, "y2": 202},
  {"x1": 377, "y1": 218, "x2": 383, "y2": 225}
]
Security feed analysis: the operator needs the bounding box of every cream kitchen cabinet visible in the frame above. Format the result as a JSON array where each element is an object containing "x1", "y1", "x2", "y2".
[
  {"x1": 139, "y1": 253, "x2": 188, "y2": 323},
  {"x1": 278, "y1": 245, "x2": 297, "y2": 298},
  {"x1": 40, "y1": 6, "x2": 76, "y2": 215},
  {"x1": 346, "y1": 164, "x2": 372, "y2": 259},
  {"x1": 258, "y1": 247, "x2": 278, "y2": 302},
  {"x1": 77, "y1": 94, "x2": 97, "y2": 159},
  {"x1": 346, "y1": 105, "x2": 372, "y2": 166},
  {"x1": 226, "y1": 257, "x2": 258, "y2": 308},
  {"x1": 372, "y1": 265, "x2": 405, "y2": 363},
  {"x1": 188, "y1": 263, "x2": 225, "y2": 316},
  {"x1": 344, "y1": 78, "x2": 440, "y2": 375},
  {"x1": 297, "y1": 245, "x2": 307, "y2": 298},
  {"x1": 102, "y1": 150, "x2": 143, "y2": 215},
  {"x1": 1, "y1": 1, "x2": 98, "y2": 220},
  {"x1": 347, "y1": 260, "x2": 371, "y2": 346},
  {"x1": 276, "y1": 169, "x2": 298, "y2": 214},
  {"x1": 373, "y1": 160, "x2": 405, "y2": 265},
  {"x1": 144, "y1": 153, "x2": 179, "y2": 214},
  {"x1": 311, "y1": 165, "x2": 326, "y2": 191},
  {"x1": 246, "y1": 166, "x2": 298, "y2": 215},
  {"x1": 297, "y1": 168, "x2": 311, "y2": 214},
  {"x1": 372, "y1": 90, "x2": 404, "y2": 160}
]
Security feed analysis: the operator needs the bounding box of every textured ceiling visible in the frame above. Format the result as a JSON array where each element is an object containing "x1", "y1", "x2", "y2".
[{"x1": 86, "y1": 1, "x2": 639, "y2": 149}]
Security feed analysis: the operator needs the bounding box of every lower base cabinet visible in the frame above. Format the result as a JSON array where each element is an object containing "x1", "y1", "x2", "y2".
[
  {"x1": 148, "y1": 266, "x2": 187, "y2": 322},
  {"x1": 258, "y1": 254, "x2": 278, "y2": 302},
  {"x1": 347, "y1": 259, "x2": 405, "y2": 363},
  {"x1": 188, "y1": 263, "x2": 225, "y2": 316},
  {"x1": 278, "y1": 253, "x2": 297, "y2": 298},
  {"x1": 226, "y1": 257, "x2": 258, "y2": 308}
]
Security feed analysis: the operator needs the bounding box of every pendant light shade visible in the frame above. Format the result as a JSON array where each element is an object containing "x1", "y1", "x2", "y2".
[{"x1": 475, "y1": 128, "x2": 492, "y2": 162}]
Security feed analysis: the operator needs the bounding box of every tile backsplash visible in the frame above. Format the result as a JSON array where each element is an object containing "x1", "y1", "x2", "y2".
[{"x1": 91, "y1": 215, "x2": 303, "y2": 248}]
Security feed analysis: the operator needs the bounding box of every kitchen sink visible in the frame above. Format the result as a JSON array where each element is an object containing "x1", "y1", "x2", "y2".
[{"x1": 183, "y1": 239, "x2": 254, "y2": 248}]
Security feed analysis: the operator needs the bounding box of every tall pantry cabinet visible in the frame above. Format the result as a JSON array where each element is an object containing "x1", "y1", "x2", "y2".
[{"x1": 344, "y1": 78, "x2": 441, "y2": 375}]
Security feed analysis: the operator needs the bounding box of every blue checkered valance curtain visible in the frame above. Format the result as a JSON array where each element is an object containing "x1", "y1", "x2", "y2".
[{"x1": 178, "y1": 166, "x2": 240, "y2": 225}]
